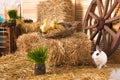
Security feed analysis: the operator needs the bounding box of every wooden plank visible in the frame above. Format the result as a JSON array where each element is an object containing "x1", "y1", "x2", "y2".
[
  {"x1": 0, "y1": 42, "x2": 10, "y2": 46},
  {"x1": 0, "y1": 27, "x2": 11, "y2": 54},
  {"x1": 0, "y1": 37, "x2": 10, "y2": 41},
  {"x1": 22, "y1": 3, "x2": 37, "y2": 8},
  {"x1": 22, "y1": 0, "x2": 37, "y2": 3},
  {"x1": 75, "y1": 0, "x2": 92, "y2": 21},
  {"x1": 0, "y1": 48, "x2": 9, "y2": 52},
  {"x1": 23, "y1": 9, "x2": 37, "y2": 13}
]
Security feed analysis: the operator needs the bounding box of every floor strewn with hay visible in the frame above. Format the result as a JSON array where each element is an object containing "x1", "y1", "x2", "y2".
[
  {"x1": 0, "y1": 52, "x2": 120, "y2": 80},
  {"x1": 0, "y1": 32, "x2": 120, "y2": 80}
]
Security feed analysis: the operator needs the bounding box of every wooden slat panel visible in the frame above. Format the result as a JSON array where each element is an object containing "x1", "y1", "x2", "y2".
[
  {"x1": 21, "y1": 0, "x2": 39, "y2": 21},
  {"x1": 22, "y1": 3, "x2": 37, "y2": 8},
  {"x1": 0, "y1": 27, "x2": 11, "y2": 54},
  {"x1": 0, "y1": 42, "x2": 10, "y2": 47},
  {"x1": 0, "y1": 37, "x2": 10, "y2": 41},
  {"x1": 22, "y1": 0, "x2": 37, "y2": 3},
  {"x1": 23, "y1": 9, "x2": 37, "y2": 13},
  {"x1": 0, "y1": 48, "x2": 9, "y2": 52}
]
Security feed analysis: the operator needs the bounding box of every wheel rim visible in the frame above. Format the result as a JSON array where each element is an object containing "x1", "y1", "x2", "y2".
[{"x1": 83, "y1": 0, "x2": 120, "y2": 56}]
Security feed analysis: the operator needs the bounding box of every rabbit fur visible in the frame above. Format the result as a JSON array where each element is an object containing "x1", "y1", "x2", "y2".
[{"x1": 92, "y1": 46, "x2": 107, "y2": 69}]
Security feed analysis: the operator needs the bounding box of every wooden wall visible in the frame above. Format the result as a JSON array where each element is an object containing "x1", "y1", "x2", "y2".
[
  {"x1": 21, "y1": 0, "x2": 38, "y2": 22},
  {"x1": 73, "y1": 0, "x2": 92, "y2": 22}
]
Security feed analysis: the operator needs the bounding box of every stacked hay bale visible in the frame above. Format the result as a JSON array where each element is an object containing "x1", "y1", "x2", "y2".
[
  {"x1": 37, "y1": 0, "x2": 74, "y2": 24},
  {"x1": 16, "y1": 20, "x2": 41, "y2": 34},
  {"x1": 16, "y1": 32, "x2": 92, "y2": 66}
]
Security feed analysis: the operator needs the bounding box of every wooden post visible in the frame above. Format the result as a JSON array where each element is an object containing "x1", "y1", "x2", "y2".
[
  {"x1": 4, "y1": 6, "x2": 7, "y2": 21},
  {"x1": 71, "y1": 0, "x2": 76, "y2": 21}
]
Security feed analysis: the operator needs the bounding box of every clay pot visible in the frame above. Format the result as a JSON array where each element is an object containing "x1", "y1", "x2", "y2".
[
  {"x1": 8, "y1": 20, "x2": 16, "y2": 27},
  {"x1": 34, "y1": 64, "x2": 46, "y2": 75}
]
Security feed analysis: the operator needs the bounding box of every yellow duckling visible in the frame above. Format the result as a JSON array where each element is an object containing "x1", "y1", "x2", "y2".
[
  {"x1": 40, "y1": 19, "x2": 50, "y2": 33},
  {"x1": 55, "y1": 23, "x2": 65, "y2": 31},
  {"x1": 50, "y1": 19, "x2": 65, "y2": 31},
  {"x1": 50, "y1": 19, "x2": 57, "y2": 29}
]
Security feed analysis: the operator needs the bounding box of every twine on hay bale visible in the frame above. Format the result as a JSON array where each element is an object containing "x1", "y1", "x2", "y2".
[
  {"x1": 37, "y1": 0, "x2": 74, "y2": 23},
  {"x1": 16, "y1": 32, "x2": 92, "y2": 66}
]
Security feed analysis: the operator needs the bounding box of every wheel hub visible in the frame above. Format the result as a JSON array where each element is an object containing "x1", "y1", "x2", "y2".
[{"x1": 96, "y1": 18, "x2": 105, "y2": 30}]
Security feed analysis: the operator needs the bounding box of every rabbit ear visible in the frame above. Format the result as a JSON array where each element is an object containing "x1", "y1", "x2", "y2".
[{"x1": 96, "y1": 45, "x2": 102, "y2": 52}]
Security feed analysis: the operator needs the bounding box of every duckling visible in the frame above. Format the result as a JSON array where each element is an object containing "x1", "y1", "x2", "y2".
[
  {"x1": 50, "y1": 19, "x2": 65, "y2": 31},
  {"x1": 40, "y1": 19, "x2": 50, "y2": 33},
  {"x1": 55, "y1": 23, "x2": 65, "y2": 31},
  {"x1": 50, "y1": 19, "x2": 57, "y2": 29}
]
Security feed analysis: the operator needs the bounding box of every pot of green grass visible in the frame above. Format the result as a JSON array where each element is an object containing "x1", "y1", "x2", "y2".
[
  {"x1": 8, "y1": 10, "x2": 18, "y2": 27},
  {"x1": 27, "y1": 46, "x2": 48, "y2": 75}
]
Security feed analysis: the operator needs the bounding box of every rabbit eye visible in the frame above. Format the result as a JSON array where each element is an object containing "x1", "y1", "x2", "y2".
[{"x1": 96, "y1": 53, "x2": 99, "y2": 56}]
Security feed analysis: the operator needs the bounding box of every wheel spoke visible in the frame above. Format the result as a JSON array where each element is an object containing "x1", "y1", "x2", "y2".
[
  {"x1": 104, "y1": 0, "x2": 118, "y2": 19},
  {"x1": 89, "y1": 18, "x2": 94, "y2": 35},
  {"x1": 102, "y1": 29, "x2": 108, "y2": 52},
  {"x1": 89, "y1": 12, "x2": 99, "y2": 19},
  {"x1": 105, "y1": 15, "x2": 120, "y2": 23},
  {"x1": 90, "y1": 30, "x2": 99, "y2": 40},
  {"x1": 93, "y1": 31, "x2": 102, "y2": 51},
  {"x1": 96, "y1": 31, "x2": 102, "y2": 45},
  {"x1": 104, "y1": 25, "x2": 116, "y2": 37},
  {"x1": 117, "y1": 0, "x2": 120, "y2": 3},
  {"x1": 111, "y1": 29, "x2": 120, "y2": 49},
  {"x1": 107, "y1": 32, "x2": 112, "y2": 49},
  {"x1": 96, "y1": 0, "x2": 103, "y2": 17},
  {"x1": 83, "y1": 29, "x2": 87, "y2": 34},
  {"x1": 83, "y1": 0, "x2": 96, "y2": 25},
  {"x1": 84, "y1": 24, "x2": 97, "y2": 29},
  {"x1": 108, "y1": 30, "x2": 120, "y2": 56},
  {"x1": 103, "y1": 0, "x2": 109, "y2": 17}
]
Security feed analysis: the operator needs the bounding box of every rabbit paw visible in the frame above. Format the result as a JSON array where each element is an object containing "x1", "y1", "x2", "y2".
[{"x1": 97, "y1": 65, "x2": 102, "y2": 69}]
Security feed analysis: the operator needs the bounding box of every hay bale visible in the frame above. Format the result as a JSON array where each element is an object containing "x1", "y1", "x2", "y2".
[
  {"x1": 16, "y1": 32, "x2": 41, "y2": 52},
  {"x1": 21, "y1": 22, "x2": 40, "y2": 33},
  {"x1": 37, "y1": 0, "x2": 74, "y2": 23},
  {"x1": 16, "y1": 20, "x2": 41, "y2": 34},
  {"x1": 16, "y1": 32, "x2": 92, "y2": 66}
]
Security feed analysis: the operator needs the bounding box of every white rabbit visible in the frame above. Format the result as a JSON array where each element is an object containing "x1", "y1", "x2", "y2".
[{"x1": 92, "y1": 45, "x2": 107, "y2": 69}]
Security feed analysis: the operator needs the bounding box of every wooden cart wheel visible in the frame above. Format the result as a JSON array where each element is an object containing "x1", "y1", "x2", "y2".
[{"x1": 83, "y1": 0, "x2": 120, "y2": 56}]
